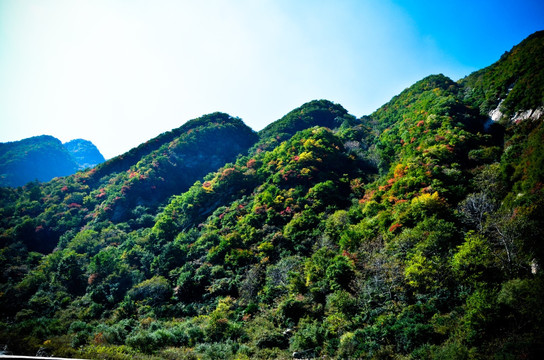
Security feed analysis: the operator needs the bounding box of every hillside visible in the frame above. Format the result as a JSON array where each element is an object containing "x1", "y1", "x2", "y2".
[
  {"x1": 460, "y1": 30, "x2": 544, "y2": 120},
  {"x1": 254, "y1": 99, "x2": 358, "y2": 153},
  {"x1": 0, "y1": 113, "x2": 258, "y2": 254},
  {"x1": 0, "y1": 31, "x2": 543, "y2": 359}
]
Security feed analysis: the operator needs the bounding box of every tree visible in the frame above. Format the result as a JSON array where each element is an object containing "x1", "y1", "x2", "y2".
[{"x1": 458, "y1": 192, "x2": 496, "y2": 231}]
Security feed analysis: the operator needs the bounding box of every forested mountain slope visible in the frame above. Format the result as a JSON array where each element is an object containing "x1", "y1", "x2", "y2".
[
  {"x1": 0, "y1": 113, "x2": 258, "y2": 254},
  {"x1": 254, "y1": 99, "x2": 358, "y2": 153},
  {"x1": 460, "y1": 30, "x2": 544, "y2": 119},
  {"x1": 0, "y1": 31, "x2": 543, "y2": 359}
]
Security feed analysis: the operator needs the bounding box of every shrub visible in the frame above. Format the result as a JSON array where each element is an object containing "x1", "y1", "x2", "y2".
[{"x1": 290, "y1": 318, "x2": 326, "y2": 356}]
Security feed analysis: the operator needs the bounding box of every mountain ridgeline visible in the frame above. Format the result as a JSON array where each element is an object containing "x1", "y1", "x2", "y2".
[{"x1": 0, "y1": 31, "x2": 543, "y2": 359}]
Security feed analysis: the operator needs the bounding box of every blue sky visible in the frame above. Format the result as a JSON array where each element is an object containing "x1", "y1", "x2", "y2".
[{"x1": 1, "y1": 0, "x2": 543, "y2": 159}]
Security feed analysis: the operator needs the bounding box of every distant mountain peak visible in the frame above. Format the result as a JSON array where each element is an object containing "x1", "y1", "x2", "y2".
[
  {"x1": 0, "y1": 136, "x2": 105, "y2": 187},
  {"x1": 63, "y1": 138, "x2": 106, "y2": 169}
]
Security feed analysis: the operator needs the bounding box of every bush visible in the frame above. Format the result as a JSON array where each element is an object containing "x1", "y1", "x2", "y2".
[
  {"x1": 128, "y1": 276, "x2": 171, "y2": 306},
  {"x1": 125, "y1": 327, "x2": 175, "y2": 353},
  {"x1": 194, "y1": 340, "x2": 239, "y2": 360},
  {"x1": 290, "y1": 318, "x2": 326, "y2": 356},
  {"x1": 159, "y1": 347, "x2": 199, "y2": 360}
]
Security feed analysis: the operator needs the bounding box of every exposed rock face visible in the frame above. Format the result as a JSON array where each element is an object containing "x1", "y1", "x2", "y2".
[
  {"x1": 512, "y1": 107, "x2": 544, "y2": 122},
  {"x1": 488, "y1": 99, "x2": 505, "y2": 121},
  {"x1": 488, "y1": 100, "x2": 543, "y2": 124}
]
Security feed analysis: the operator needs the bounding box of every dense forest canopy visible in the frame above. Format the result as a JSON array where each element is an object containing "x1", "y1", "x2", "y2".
[{"x1": 0, "y1": 31, "x2": 543, "y2": 359}]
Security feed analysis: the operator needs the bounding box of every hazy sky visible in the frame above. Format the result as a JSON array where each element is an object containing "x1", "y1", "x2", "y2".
[{"x1": 1, "y1": 0, "x2": 543, "y2": 159}]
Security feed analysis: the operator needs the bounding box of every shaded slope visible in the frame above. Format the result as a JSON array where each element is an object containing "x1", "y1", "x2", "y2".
[
  {"x1": 87, "y1": 113, "x2": 254, "y2": 182},
  {"x1": 95, "y1": 113, "x2": 259, "y2": 222}
]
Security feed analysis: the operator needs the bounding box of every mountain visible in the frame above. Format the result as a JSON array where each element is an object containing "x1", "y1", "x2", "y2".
[
  {"x1": 254, "y1": 99, "x2": 357, "y2": 153},
  {"x1": 0, "y1": 31, "x2": 543, "y2": 359},
  {"x1": 63, "y1": 139, "x2": 106, "y2": 170},
  {"x1": 0, "y1": 135, "x2": 79, "y2": 187},
  {"x1": 0, "y1": 113, "x2": 258, "y2": 254},
  {"x1": 0, "y1": 136, "x2": 107, "y2": 188}
]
